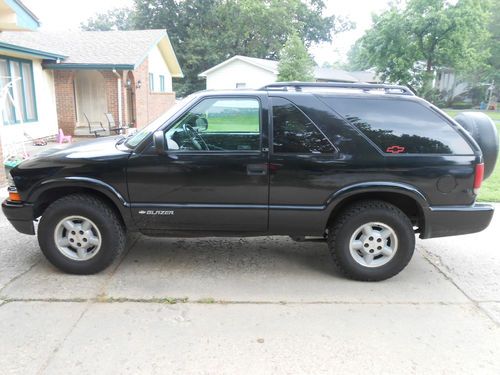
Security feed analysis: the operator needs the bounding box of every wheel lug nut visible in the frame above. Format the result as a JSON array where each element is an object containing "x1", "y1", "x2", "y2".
[
  {"x1": 369, "y1": 236, "x2": 373, "y2": 241},
  {"x1": 71, "y1": 231, "x2": 75, "y2": 235},
  {"x1": 79, "y1": 231, "x2": 84, "y2": 235},
  {"x1": 377, "y1": 238, "x2": 382, "y2": 242},
  {"x1": 70, "y1": 238, "x2": 74, "y2": 243},
  {"x1": 377, "y1": 246, "x2": 382, "y2": 250},
  {"x1": 369, "y1": 249, "x2": 374, "y2": 253},
  {"x1": 364, "y1": 243, "x2": 369, "y2": 248},
  {"x1": 83, "y1": 238, "x2": 87, "y2": 242},
  {"x1": 77, "y1": 243, "x2": 81, "y2": 247}
]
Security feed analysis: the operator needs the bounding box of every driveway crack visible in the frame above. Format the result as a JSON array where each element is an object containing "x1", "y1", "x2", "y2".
[
  {"x1": 419, "y1": 247, "x2": 500, "y2": 327},
  {"x1": 0, "y1": 259, "x2": 41, "y2": 298},
  {"x1": 36, "y1": 235, "x2": 139, "y2": 373},
  {"x1": 37, "y1": 300, "x2": 92, "y2": 375}
]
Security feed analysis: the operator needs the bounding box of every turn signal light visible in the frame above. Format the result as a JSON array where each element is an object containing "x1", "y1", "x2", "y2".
[
  {"x1": 473, "y1": 163, "x2": 484, "y2": 195},
  {"x1": 8, "y1": 190, "x2": 22, "y2": 202}
]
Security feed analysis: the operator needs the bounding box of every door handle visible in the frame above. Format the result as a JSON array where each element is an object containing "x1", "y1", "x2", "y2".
[{"x1": 246, "y1": 164, "x2": 268, "y2": 176}]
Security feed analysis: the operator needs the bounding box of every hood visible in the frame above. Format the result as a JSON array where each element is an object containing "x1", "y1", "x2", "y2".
[
  {"x1": 10, "y1": 136, "x2": 132, "y2": 197},
  {"x1": 19, "y1": 136, "x2": 130, "y2": 168}
]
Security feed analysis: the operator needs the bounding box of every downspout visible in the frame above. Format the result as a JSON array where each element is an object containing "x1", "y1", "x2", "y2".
[{"x1": 112, "y1": 69, "x2": 123, "y2": 127}]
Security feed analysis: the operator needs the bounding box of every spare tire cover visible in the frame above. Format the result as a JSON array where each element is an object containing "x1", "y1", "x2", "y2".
[{"x1": 455, "y1": 112, "x2": 499, "y2": 179}]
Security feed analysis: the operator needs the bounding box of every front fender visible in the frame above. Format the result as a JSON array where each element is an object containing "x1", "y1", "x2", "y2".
[{"x1": 28, "y1": 177, "x2": 135, "y2": 229}]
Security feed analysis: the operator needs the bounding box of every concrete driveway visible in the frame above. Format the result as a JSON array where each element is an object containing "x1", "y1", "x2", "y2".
[{"x1": 1, "y1": 204, "x2": 499, "y2": 374}]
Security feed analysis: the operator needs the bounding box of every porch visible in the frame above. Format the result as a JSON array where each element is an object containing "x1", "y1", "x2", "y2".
[{"x1": 54, "y1": 69, "x2": 137, "y2": 137}]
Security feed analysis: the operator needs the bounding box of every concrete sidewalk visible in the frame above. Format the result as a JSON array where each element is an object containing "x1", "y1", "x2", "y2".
[{"x1": 1, "y1": 206, "x2": 499, "y2": 374}]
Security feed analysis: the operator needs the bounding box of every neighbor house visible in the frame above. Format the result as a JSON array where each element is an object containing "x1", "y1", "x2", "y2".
[{"x1": 198, "y1": 55, "x2": 380, "y2": 90}]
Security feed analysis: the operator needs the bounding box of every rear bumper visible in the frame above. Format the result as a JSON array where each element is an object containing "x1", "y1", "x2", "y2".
[
  {"x1": 1, "y1": 199, "x2": 35, "y2": 235},
  {"x1": 421, "y1": 203, "x2": 494, "y2": 239}
]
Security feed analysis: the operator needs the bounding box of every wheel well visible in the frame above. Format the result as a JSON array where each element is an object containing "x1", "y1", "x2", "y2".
[
  {"x1": 33, "y1": 187, "x2": 125, "y2": 227},
  {"x1": 327, "y1": 192, "x2": 424, "y2": 232}
]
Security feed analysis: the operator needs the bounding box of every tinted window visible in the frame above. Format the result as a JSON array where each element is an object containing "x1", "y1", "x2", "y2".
[
  {"x1": 324, "y1": 98, "x2": 472, "y2": 154},
  {"x1": 165, "y1": 98, "x2": 260, "y2": 151},
  {"x1": 272, "y1": 98, "x2": 335, "y2": 154}
]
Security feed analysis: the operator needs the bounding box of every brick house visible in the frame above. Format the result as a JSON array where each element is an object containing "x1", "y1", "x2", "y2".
[{"x1": 0, "y1": 29, "x2": 183, "y2": 137}]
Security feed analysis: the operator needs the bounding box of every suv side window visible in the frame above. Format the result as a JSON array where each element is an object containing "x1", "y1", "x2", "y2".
[
  {"x1": 324, "y1": 97, "x2": 473, "y2": 155},
  {"x1": 272, "y1": 97, "x2": 335, "y2": 154},
  {"x1": 165, "y1": 98, "x2": 260, "y2": 152}
]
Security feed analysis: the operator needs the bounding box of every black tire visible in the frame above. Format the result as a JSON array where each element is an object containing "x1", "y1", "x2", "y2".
[
  {"x1": 454, "y1": 112, "x2": 499, "y2": 179},
  {"x1": 38, "y1": 194, "x2": 126, "y2": 274},
  {"x1": 328, "y1": 200, "x2": 415, "y2": 281}
]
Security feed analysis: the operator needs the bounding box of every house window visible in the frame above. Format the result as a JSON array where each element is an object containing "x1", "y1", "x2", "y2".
[
  {"x1": 0, "y1": 56, "x2": 37, "y2": 124},
  {"x1": 149, "y1": 73, "x2": 154, "y2": 92},
  {"x1": 159, "y1": 75, "x2": 165, "y2": 92}
]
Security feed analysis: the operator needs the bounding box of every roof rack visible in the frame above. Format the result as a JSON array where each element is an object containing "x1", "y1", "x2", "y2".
[{"x1": 260, "y1": 82, "x2": 415, "y2": 96}]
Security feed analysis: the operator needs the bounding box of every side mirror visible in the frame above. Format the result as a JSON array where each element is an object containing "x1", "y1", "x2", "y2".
[
  {"x1": 194, "y1": 117, "x2": 208, "y2": 132},
  {"x1": 153, "y1": 130, "x2": 167, "y2": 154}
]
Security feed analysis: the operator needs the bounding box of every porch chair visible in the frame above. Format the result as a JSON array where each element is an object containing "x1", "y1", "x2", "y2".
[
  {"x1": 104, "y1": 113, "x2": 126, "y2": 135},
  {"x1": 83, "y1": 113, "x2": 106, "y2": 137},
  {"x1": 57, "y1": 129, "x2": 72, "y2": 144}
]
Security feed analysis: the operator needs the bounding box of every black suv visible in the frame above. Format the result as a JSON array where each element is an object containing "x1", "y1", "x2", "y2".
[{"x1": 3, "y1": 82, "x2": 498, "y2": 281}]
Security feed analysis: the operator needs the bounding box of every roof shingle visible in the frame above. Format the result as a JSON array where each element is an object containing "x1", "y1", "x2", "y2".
[{"x1": 0, "y1": 29, "x2": 166, "y2": 67}]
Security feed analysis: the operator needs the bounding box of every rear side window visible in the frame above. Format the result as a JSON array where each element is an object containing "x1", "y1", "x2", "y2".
[
  {"x1": 324, "y1": 98, "x2": 472, "y2": 154},
  {"x1": 272, "y1": 97, "x2": 335, "y2": 154}
]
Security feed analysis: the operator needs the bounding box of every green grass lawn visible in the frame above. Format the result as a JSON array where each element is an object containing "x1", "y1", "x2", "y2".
[
  {"x1": 477, "y1": 123, "x2": 500, "y2": 202},
  {"x1": 206, "y1": 114, "x2": 259, "y2": 132},
  {"x1": 479, "y1": 151, "x2": 500, "y2": 202},
  {"x1": 443, "y1": 109, "x2": 500, "y2": 122},
  {"x1": 442, "y1": 109, "x2": 500, "y2": 202}
]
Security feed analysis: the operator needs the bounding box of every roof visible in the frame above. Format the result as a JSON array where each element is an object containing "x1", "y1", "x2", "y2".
[
  {"x1": 348, "y1": 70, "x2": 379, "y2": 83},
  {"x1": 0, "y1": 29, "x2": 183, "y2": 76},
  {"x1": 199, "y1": 55, "x2": 279, "y2": 77},
  {"x1": 314, "y1": 67, "x2": 359, "y2": 83},
  {"x1": 0, "y1": 0, "x2": 40, "y2": 31}
]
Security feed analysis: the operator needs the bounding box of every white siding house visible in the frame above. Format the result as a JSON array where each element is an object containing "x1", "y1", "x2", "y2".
[
  {"x1": 199, "y1": 55, "x2": 380, "y2": 90},
  {"x1": 148, "y1": 44, "x2": 173, "y2": 93},
  {"x1": 0, "y1": 0, "x2": 63, "y2": 182},
  {"x1": 199, "y1": 56, "x2": 278, "y2": 90}
]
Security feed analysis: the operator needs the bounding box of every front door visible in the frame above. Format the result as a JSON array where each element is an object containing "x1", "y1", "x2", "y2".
[{"x1": 127, "y1": 95, "x2": 269, "y2": 233}]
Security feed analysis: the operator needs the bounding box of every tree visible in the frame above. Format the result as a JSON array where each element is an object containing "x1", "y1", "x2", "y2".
[
  {"x1": 82, "y1": 0, "x2": 352, "y2": 96},
  {"x1": 347, "y1": 0, "x2": 491, "y2": 94},
  {"x1": 485, "y1": 0, "x2": 500, "y2": 84},
  {"x1": 277, "y1": 33, "x2": 315, "y2": 81},
  {"x1": 81, "y1": 8, "x2": 133, "y2": 31}
]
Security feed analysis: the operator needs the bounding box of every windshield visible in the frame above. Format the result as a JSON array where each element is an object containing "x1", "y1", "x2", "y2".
[{"x1": 124, "y1": 94, "x2": 199, "y2": 148}]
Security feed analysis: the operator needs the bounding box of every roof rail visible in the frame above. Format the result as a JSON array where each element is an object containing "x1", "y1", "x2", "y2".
[{"x1": 260, "y1": 82, "x2": 415, "y2": 96}]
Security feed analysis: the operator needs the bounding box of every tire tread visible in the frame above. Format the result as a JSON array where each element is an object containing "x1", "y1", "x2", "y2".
[
  {"x1": 38, "y1": 193, "x2": 126, "y2": 274},
  {"x1": 328, "y1": 200, "x2": 414, "y2": 281}
]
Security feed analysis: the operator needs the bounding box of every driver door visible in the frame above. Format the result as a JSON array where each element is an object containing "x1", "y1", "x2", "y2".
[{"x1": 126, "y1": 95, "x2": 270, "y2": 233}]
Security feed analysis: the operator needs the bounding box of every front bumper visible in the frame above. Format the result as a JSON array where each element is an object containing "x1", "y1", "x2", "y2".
[
  {"x1": 1, "y1": 199, "x2": 35, "y2": 235},
  {"x1": 421, "y1": 203, "x2": 494, "y2": 239}
]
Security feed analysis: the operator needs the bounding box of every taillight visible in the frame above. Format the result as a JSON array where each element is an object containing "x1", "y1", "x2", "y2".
[{"x1": 473, "y1": 163, "x2": 484, "y2": 195}]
